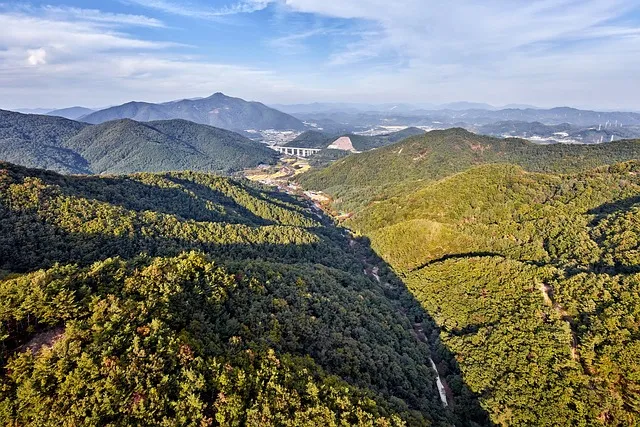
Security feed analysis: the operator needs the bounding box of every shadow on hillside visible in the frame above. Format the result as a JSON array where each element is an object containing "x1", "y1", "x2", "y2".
[
  {"x1": 0, "y1": 172, "x2": 492, "y2": 426},
  {"x1": 57, "y1": 174, "x2": 275, "y2": 225},
  {"x1": 0, "y1": 219, "x2": 494, "y2": 426},
  {"x1": 0, "y1": 212, "x2": 334, "y2": 274},
  {"x1": 165, "y1": 175, "x2": 322, "y2": 225},
  {"x1": 350, "y1": 235, "x2": 493, "y2": 427},
  {"x1": 588, "y1": 194, "x2": 640, "y2": 225},
  {"x1": 410, "y1": 252, "x2": 505, "y2": 272}
]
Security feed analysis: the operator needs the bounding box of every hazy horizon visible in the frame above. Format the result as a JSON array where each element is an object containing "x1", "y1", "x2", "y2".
[{"x1": 8, "y1": 97, "x2": 640, "y2": 115}]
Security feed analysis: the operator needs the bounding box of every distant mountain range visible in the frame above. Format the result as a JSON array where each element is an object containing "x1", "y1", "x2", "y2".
[
  {"x1": 0, "y1": 110, "x2": 278, "y2": 174},
  {"x1": 477, "y1": 120, "x2": 640, "y2": 143},
  {"x1": 271, "y1": 101, "x2": 540, "y2": 114},
  {"x1": 290, "y1": 106, "x2": 640, "y2": 129},
  {"x1": 80, "y1": 93, "x2": 305, "y2": 131}
]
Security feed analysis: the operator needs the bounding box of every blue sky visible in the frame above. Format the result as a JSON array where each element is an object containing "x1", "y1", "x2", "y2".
[{"x1": 1, "y1": 0, "x2": 640, "y2": 110}]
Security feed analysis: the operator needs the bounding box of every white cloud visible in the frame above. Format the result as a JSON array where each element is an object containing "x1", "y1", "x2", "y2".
[
  {"x1": 282, "y1": 0, "x2": 639, "y2": 63},
  {"x1": 0, "y1": 13, "x2": 178, "y2": 53},
  {"x1": 26, "y1": 48, "x2": 46, "y2": 66},
  {"x1": 273, "y1": 0, "x2": 640, "y2": 108},
  {"x1": 1, "y1": 1, "x2": 640, "y2": 109},
  {"x1": 0, "y1": 6, "x2": 316, "y2": 109}
]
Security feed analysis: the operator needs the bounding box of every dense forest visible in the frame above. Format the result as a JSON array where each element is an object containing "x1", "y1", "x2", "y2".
[
  {"x1": 0, "y1": 110, "x2": 278, "y2": 175},
  {"x1": 0, "y1": 161, "x2": 493, "y2": 426},
  {"x1": 298, "y1": 131, "x2": 640, "y2": 425}
]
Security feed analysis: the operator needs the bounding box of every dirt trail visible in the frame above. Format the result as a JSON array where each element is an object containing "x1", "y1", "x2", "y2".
[{"x1": 537, "y1": 281, "x2": 580, "y2": 361}]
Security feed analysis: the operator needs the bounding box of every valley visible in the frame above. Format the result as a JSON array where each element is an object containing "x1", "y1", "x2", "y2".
[
  {"x1": 4, "y1": 1, "x2": 640, "y2": 425},
  {"x1": 3, "y1": 93, "x2": 640, "y2": 426}
]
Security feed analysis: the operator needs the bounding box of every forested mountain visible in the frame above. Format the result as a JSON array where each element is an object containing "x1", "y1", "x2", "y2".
[
  {"x1": 297, "y1": 129, "x2": 640, "y2": 425},
  {"x1": 46, "y1": 107, "x2": 95, "y2": 120},
  {"x1": 64, "y1": 119, "x2": 279, "y2": 174},
  {"x1": 337, "y1": 163, "x2": 640, "y2": 425},
  {"x1": 0, "y1": 161, "x2": 491, "y2": 426},
  {"x1": 0, "y1": 109, "x2": 91, "y2": 174},
  {"x1": 300, "y1": 128, "x2": 640, "y2": 211},
  {"x1": 81, "y1": 93, "x2": 306, "y2": 131},
  {"x1": 0, "y1": 110, "x2": 278, "y2": 174}
]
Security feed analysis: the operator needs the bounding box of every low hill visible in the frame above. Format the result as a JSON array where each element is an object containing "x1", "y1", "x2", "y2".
[
  {"x1": 284, "y1": 130, "x2": 332, "y2": 148},
  {"x1": 345, "y1": 127, "x2": 426, "y2": 151},
  {"x1": 477, "y1": 120, "x2": 640, "y2": 144},
  {"x1": 284, "y1": 127, "x2": 426, "y2": 152},
  {"x1": 0, "y1": 161, "x2": 490, "y2": 426},
  {"x1": 299, "y1": 128, "x2": 640, "y2": 211},
  {"x1": 81, "y1": 93, "x2": 306, "y2": 131},
  {"x1": 0, "y1": 110, "x2": 279, "y2": 174},
  {"x1": 477, "y1": 120, "x2": 573, "y2": 137}
]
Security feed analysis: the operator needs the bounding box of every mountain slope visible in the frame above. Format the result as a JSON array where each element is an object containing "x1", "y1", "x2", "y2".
[
  {"x1": 332, "y1": 162, "x2": 640, "y2": 425},
  {"x1": 81, "y1": 93, "x2": 306, "y2": 131},
  {"x1": 299, "y1": 128, "x2": 640, "y2": 211},
  {"x1": 0, "y1": 110, "x2": 279, "y2": 174},
  {"x1": 0, "y1": 161, "x2": 490, "y2": 426},
  {"x1": 0, "y1": 109, "x2": 90, "y2": 173},
  {"x1": 64, "y1": 119, "x2": 279, "y2": 174},
  {"x1": 46, "y1": 107, "x2": 95, "y2": 120}
]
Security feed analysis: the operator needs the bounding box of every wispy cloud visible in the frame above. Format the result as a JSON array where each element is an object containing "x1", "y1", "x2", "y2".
[
  {"x1": 268, "y1": 28, "x2": 324, "y2": 53},
  {"x1": 282, "y1": 0, "x2": 640, "y2": 64},
  {"x1": 271, "y1": 0, "x2": 640, "y2": 107},
  {"x1": 267, "y1": 25, "x2": 373, "y2": 55},
  {"x1": 124, "y1": 0, "x2": 274, "y2": 19},
  {"x1": 41, "y1": 6, "x2": 166, "y2": 27}
]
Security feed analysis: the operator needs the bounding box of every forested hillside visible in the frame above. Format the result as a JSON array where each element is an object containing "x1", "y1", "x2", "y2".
[
  {"x1": 0, "y1": 110, "x2": 278, "y2": 174},
  {"x1": 300, "y1": 128, "x2": 640, "y2": 212},
  {"x1": 0, "y1": 161, "x2": 490, "y2": 426},
  {"x1": 64, "y1": 119, "x2": 279, "y2": 174},
  {"x1": 0, "y1": 110, "x2": 91, "y2": 174},
  {"x1": 300, "y1": 140, "x2": 640, "y2": 424}
]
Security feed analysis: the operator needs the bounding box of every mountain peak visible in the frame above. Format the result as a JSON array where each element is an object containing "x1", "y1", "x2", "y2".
[{"x1": 79, "y1": 93, "x2": 305, "y2": 131}]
